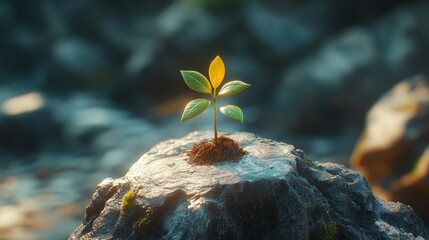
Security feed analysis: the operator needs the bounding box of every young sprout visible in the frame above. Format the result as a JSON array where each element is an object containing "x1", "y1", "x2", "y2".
[{"x1": 180, "y1": 55, "x2": 250, "y2": 143}]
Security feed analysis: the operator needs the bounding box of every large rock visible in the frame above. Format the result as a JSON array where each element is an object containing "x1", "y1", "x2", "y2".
[
  {"x1": 156, "y1": 2, "x2": 232, "y2": 52},
  {"x1": 70, "y1": 132, "x2": 428, "y2": 240},
  {"x1": 272, "y1": 1, "x2": 429, "y2": 134},
  {"x1": 389, "y1": 146, "x2": 429, "y2": 223},
  {"x1": 243, "y1": 1, "x2": 335, "y2": 60},
  {"x1": 350, "y1": 75, "x2": 429, "y2": 222}
]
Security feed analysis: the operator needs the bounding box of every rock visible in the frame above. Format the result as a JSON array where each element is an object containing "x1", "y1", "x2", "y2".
[
  {"x1": 272, "y1": 1, "x2": 429, "y2": 134},
  {"x1": 156, "y1": 2, "x2": 232, "y2": 52},
  {"x1": 51, "y1": 38, "x2": 109, "y2": 76},
  {"x1": 70, "y1": 132, "x2": 428, "y2": 240},
  {"x1": 244, "y1": 1, "x2": 334, "y2": 59},
  {"x1": 388, "y1": 146, "x2": 429, "y2": 222},
  {"x1": 374, "y1": 2, "x2": 429, "y2": 74},
  {"x1": 53, "y1": 94, "x2": 129, "y2": 149},
  {"x1": 273, "y1": 27, "x2": 377, "y2": 133},
  {"x1": 243, "y1": 0, "x2": 421, "y2": 61},
  {"x1": 350, "y1": 75, "x2": 429, "y2": 222},
  {"x1": 50, "y1": 93, "x2": 155, "y2": 155},
  {"x1": 49, "y1": 38, "x2": 113, "y2": 92}
]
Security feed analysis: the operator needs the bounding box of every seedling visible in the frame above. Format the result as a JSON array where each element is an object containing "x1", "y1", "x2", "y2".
[{"x1": 180, "y1": 55, "x2": 250, "y2": 143}]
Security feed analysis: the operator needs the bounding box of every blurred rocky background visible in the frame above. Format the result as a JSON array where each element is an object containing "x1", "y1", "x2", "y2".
[{"x1": 0, "y1": 0, "x2": 428, "y2": 239}]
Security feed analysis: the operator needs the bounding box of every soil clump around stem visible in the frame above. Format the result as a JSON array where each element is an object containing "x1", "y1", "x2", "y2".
[{"x1": 187, "y1": 136, "x2": 246, "y2": 165}]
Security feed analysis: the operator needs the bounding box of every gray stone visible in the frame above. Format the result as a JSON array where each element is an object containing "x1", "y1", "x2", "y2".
[
  {"x1": 272, "y1": 1, "x2": 429, "y2": 134},
  {"x1": 51, "y1": 94, "x2": 134, "y2": 151},
  {"x1": 244, "y1": 1, "x2": 334, "y2": 59},
  {"x1": 51, "y1": 38, "x2": 109, "y2": 76},
  {"x1": 273, "y1": 27, "x2": 377, "y2": 133},
  {"x1": 70, "y1": 132, "x2": 428, "y2": 240},
  {"x1": 374, "y1": 2, "x2": 429, "y2": 73},
  {"x1": 156, "y1": 2, "x2": 232, "y2": 52}
]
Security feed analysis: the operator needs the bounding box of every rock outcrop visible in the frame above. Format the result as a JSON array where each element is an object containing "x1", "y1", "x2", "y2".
[
  {"x1": 351, "y1": 75, "x2": 429, "y2": 223},
  {"x1": 272, "y1": 1, "x2": 429, "y2": 134},
  {"x1": 70, "y1": 132, "x2": 428, "y2": 240}
]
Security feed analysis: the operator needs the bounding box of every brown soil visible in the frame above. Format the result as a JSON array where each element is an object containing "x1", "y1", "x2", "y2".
[{"x1": 187, "y1": 136, "x2": 246, "y2": 165}]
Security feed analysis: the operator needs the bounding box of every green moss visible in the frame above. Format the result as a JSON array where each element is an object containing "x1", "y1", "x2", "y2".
[
  {"x1": 83, "y1": 203, "x2": 91, "y2": 221},
  {"x1": 319, "y1": 221, "x2": 338, "y2": 240},
  {"x1": 133, "y1": 207, "x2": 153, "y2": 238},
  {"x1": 304, "y1": 157, "x2": 313, "y2": 164},
  {"x1": 121, "y1": 190, "x2": 137, "y2": 217},
  {"x1": 304, "y1": 200, "x2": 315, "y2": 211}
]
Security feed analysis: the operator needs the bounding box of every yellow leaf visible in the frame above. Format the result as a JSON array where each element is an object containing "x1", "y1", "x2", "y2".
[{"x1": 209, "y1": 55, "x2": 225, "y2": 89}]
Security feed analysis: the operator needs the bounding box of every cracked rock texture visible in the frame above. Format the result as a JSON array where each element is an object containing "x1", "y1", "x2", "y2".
[{"x1": 70, "y1": 132, "x2": 429, "y2": 240}]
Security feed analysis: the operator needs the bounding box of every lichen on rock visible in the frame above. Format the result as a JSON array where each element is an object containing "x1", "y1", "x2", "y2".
[
  {"x1": 121, "y1": 190, "x2": 137, "y2": 217},
  {"x1": 319, "y1": 221, "x2": 338, "y2": 240},
  {"x1": 133, "y1": 208, "x2": 153, "y2": 238}
]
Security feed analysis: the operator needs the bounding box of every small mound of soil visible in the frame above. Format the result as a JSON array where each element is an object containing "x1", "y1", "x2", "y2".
[{"x1": 187, "y1": 136, "x2": 246, "y2": 165}]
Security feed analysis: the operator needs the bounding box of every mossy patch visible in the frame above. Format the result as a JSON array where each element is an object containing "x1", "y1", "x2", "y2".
[
  {"x1": 121, "y1": 190, "x2": 137, "y2": 217},
  {"x1": 319, "y1": 221, "x2": 338, "y2": 240},
  {"x1": 120, "y1": 188, "x2": 154, "y2": 238},
  {"x1": 304, "y1": 157, "x2": 313, "y2": 165},
  {"x1": 304, "y1": 200, "x2": 315, "y2": 212},
  {"x1": 133, "y1": 207, "x2": 153, "y2": 238}
]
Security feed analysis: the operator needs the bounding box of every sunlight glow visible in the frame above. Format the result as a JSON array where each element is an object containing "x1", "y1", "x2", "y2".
[
  {"x1": 2, "y1": 92, "x2": 44, "y2": 116},
  {"x1": 188, "y1": 197, "x2": 205, "y2": 211}
]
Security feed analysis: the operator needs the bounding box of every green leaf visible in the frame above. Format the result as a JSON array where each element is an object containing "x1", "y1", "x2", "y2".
[
  {"x1": 180, "y1": 98, "x2": 211, "y2": 122},
  {"x1": 180, "y1": 70, "x2": 212, "y2": 94},
  {"x1": 220, "y1": 105, "x2": 243, "y2": 123},
  {"x1": 219, "y1": 80, "x2": 251, "y2": 96}
]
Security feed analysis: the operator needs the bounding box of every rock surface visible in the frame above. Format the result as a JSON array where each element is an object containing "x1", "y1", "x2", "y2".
[
  {"x1": 70, "y1": 132, "x2": 428, "y2": 240},
  {"x1": 350, "y1": 75, "x2": 429, "y2": 223}
]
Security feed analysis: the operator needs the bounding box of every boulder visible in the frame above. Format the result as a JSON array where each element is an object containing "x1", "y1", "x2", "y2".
[
  {"x1": 350, "y1": 75, "x2": 429, "y2": 222},
  {"x1": 271, "y1": 1, "x2": 429, "y2": 134},
  {"x1": 243, "y1": 1, "x2": 335, "y2": 60},
  {"x1": 388, "y1": 146, "x2": 429, "y2": 223},
  {"x1": 70, "y1": 131, "x2": 428, "y2": 240},
  {"x1": 156, "y1": 2, "x2": 232, "y2": 52}
]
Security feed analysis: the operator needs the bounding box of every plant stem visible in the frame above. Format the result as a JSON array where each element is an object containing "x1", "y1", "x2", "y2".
[{"x1": 213, "y1": 95, "x2": 218, "y2": 144}]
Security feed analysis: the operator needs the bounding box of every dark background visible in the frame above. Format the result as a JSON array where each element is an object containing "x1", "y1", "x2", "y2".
[{"x1": 0, "y1": 0, "x2": 428, "y2": 239}]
